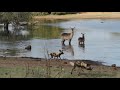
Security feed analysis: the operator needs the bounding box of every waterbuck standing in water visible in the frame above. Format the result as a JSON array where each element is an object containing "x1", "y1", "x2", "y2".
[
  {"x1": 78, "y1": 33, "x2": 85, "y2": 45},
  {"x1": 61, "y1": 27, "x2": 75, "y2": 45}
]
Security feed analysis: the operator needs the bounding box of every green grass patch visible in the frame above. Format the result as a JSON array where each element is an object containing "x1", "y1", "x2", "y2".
[{"x1": 0, "y1": 65, "x2": 120, "y2": 78}]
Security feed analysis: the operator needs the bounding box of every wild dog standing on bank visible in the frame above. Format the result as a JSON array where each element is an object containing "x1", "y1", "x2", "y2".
[
  {"x1": 70, "y1": 61, "x2": 93, "y2": 74},
  {"x1": 111, "y1": 64, "x2": 117, "y2": 70},
  {"x1": 49, "y1": 50, "x2": 64, "y2": 59}
]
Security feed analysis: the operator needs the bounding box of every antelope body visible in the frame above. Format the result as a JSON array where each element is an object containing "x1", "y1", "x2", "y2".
[
  {"x1": 78, "y1": 33, "x2": 85, "y2": 45},
  {"x1": 61, "y1": 27, "x2": 75, "y2": 45}
]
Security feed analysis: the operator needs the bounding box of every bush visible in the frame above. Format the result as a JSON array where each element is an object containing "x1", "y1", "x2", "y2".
[
  {"x1": 51, "y1": 12, "x2": 78, "y2": 15},
  {"x1": 32, "y1": 12, "x2": 78, "y2": 16}
]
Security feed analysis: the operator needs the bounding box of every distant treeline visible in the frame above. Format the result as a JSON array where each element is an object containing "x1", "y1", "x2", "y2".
[{"x1": 32, "y1": 12, "x2": 79, "y2": 16}]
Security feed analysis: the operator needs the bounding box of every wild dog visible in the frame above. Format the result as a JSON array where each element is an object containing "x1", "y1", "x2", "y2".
[
  {"x1": 111, "y1": 64, "x2": 117, "y2": 70},
  {"x1": 49, "y1": 50, "x2": 64, "y2": 59},
  {"x1": 70, "y1": 61, "x2": 93, "y2": 74}
]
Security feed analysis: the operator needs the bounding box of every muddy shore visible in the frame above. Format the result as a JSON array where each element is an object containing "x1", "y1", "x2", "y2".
[
  {"x1": 0, "y1": 56, "x2": 104, "y2": 67},
  {"x1": 0, "y1": 56, "x2": 119, "y2": 78}
]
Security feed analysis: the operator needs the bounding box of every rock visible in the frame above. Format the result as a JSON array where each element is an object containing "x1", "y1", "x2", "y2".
[{"x1": 25, "y1": 45, "x2": 31, "y2": 50}]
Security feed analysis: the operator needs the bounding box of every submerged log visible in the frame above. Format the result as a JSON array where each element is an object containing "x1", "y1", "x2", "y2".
[{"x1": 25, "y1": 45, "x2": 31, "y2": 50}]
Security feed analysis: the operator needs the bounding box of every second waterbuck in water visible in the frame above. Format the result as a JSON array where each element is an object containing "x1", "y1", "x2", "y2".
[
  {"x1": 61, "y1": 27, "x2": 75, "y2": 45},
  {"x1": 78, "y1": 33, "x2": 85, "y2": 45}
]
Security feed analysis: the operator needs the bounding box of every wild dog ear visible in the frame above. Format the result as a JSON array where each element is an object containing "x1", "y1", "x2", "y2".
[
  {"x1": 59, "y1": 50, "x2": 62, "y2": 52},
  {"x1": 59, "y1": 50, "x2": 61, "y2": 52}
]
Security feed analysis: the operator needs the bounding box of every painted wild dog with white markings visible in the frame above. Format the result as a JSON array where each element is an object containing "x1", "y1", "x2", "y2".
[
  {"x1": 49, "y1": 50, "x2": 64, "y2": 59},
  {"x1": 70, "y1": 61, "x2": 93, "y2": 74}
]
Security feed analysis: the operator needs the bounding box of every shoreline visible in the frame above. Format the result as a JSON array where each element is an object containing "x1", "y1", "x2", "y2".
[
  {"x1": 33, "y1": 12, "x2": 120, "y2": 20},
  {"x1": 0, "y1": 56, "x2": 119, "y2": 78},
  {"x1": 0, "y1": 56, "x2": 109, "y2": 67}
]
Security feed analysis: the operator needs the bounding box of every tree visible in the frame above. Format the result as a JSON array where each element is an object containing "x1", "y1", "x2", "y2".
[{"x1": 0, "y1": 12, "x2": 32, "y2": 33}]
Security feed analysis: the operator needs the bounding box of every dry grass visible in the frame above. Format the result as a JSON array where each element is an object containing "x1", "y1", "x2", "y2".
[{"x1": 0, "y1": 57, "x2": 120, "y2": 78}]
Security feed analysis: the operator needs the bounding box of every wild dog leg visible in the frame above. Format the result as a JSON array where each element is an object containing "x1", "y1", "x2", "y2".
[{"x1": 71, "y1": 65, "x2": 76, "y2": 74}]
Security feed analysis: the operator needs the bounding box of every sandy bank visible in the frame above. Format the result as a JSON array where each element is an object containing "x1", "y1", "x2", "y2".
[{"x1": 33, "y1": 12, "x2": 120, "y2": 20}]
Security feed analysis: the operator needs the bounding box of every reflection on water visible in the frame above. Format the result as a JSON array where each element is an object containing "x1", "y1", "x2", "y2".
[
  {"x1": 1, "y1": 19, "x2": 120, "y2": 66},
  {"x1": 31, "y1": 24, "x2": 64, "y2": 39},
  {"x1": 62, "y1": 44, "x2": 74, "y2": 56},
  {"x1": 78, "y1": 44, "x2": 85, "y2": 53},
  {"x1": 0, "y1": 20, "x2": 64, "y2": 58}
]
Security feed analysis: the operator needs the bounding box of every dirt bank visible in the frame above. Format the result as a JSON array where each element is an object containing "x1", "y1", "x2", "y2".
[
  {"x1": 0, "y1": 56, "x2": 119, "y2": 78},
  {"x1": 0, "y1": 56, "x2": 103, "y2": 68}
]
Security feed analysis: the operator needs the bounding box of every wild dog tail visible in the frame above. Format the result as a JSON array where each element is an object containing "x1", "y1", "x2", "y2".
[{"x1": 69, "y1": 62, "x2": 74, "y2": 66}]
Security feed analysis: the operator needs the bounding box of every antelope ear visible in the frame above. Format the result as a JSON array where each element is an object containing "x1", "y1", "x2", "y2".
[{"x1": 71, "y1": 27, "x2": 75, "y2": 29}]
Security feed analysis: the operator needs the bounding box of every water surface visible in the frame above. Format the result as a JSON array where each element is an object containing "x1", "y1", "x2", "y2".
[{"x1": 0, "y1": 19, "x2": 120, "y2": 66}]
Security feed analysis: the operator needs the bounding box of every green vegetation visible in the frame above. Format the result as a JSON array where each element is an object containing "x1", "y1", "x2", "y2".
[
  {"x1": 0, "y1": 12, "x2": 32, "y2": 23},
  {"x1": 32, "y1": 12, "x2": 78, "y2": 16},
  {"x1": 0, "y1": 65, "x2": 119, "y2": 78},
  {"x1": 0, "y1": 12, "x2": 76, "y2": 35},
  {"x1": 31, "y1": 24, "x2": 64, "y2": 39},
  {"x1": 0, "y1": 12, "x2": 32, "y2": 33}
]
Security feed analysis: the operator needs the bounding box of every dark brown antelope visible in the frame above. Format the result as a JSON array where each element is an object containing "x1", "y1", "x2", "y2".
[
  {"x1": 70, "y1": 61, "x2": 93, "y2": 75},
  {"x1": 78, "y1": 33, "x2": 85, "y2": 45},
  {"x1": 61, "y1": 27, "x2": 75, "y2": 45}
]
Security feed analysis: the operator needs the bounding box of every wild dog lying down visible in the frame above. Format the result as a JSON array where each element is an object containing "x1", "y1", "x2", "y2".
[
  {"x1": 49, "y1": 50, "x2": 64, "y2": 59},
  {"x1": 70, "y1": 61, "x2": 93, "y2": 74}
]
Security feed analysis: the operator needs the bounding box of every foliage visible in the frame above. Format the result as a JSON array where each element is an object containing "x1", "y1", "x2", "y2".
[
  {"x1": 51, "y1": 12, "x2": 78, "y2": 15},
  {"x1": 32, "y1": 12, "x2": 50, "y2": 16},
  {"x1": 32, "y1": 12, "x2": 78, "y2": 16},
  {"x1": 0, "y1": 12, "x2": 32, "y2": 23}
]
